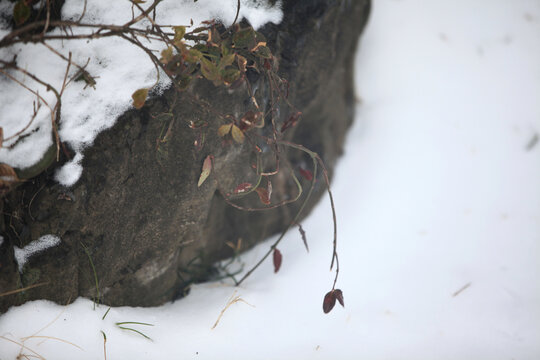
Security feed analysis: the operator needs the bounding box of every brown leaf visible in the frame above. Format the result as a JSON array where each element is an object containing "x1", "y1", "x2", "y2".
[
  {"x1": 273, "y1": 248, "x2": 282, "y2": 273},
  {"x1": 299, "y1": 167, "x2": 313, "y2": 182},
  {"x1": 233, "y1": 182, "x2": 252, "y2": 194},
  {"x1": 0, "y1": 127, "x2": 3, "y2": 148},
  {"x1": 281, "y1": 111, "x2": 302, "y2": 133},
  {"x1": 132, "y1": 88, "x2": 149, "y2": 109},
  {"x1": 197, "y1": 155, "x2": 213, "y2": 187},
  {"x1": 236, "y1": 54, "x2": 247, "y2": 73},
  {"x1": 0, "y1": 163, "x2": 19, "y2": 196},
  {"x1": 255, "y1": 187, "x2": 270, "y2": 205},
  {"x1": 297, "y1": 223, "x2": 308, "y2": 252},
  {"x1": 231, "y1": 124, "x2": 245, "y2": 144},
  {"x1": 323, "y1": 290, "x2": 337, "y2": 314},
  {"x1": 334, "y1": 289, "x2": 345, "y2": 307},
  {"x1": 217, "y1": 123, "x2": 232, "y2": 137}
]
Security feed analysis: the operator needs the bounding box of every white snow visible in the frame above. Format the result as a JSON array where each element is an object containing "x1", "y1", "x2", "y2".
[
  {"x1": 13, "y1": 235, "x2": 61, "y2": 273},
  {"x1": 0, "y1": 0, "x2": 282, "y2": 186},
  {"x1": 1, "y1": 0, "x2": 540, "y2": 359}
]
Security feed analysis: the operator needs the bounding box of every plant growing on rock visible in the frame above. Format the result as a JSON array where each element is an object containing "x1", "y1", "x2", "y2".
[{"x1": 0, "y1": 0, "x2": 344, "y2": 313}]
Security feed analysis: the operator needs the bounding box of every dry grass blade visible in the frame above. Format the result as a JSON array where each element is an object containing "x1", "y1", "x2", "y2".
[
  {"x1": 0, "y1": 282, "x2": 49, "y2": 297},
  {"x1": 0, "y1": 336, "x2": 45, "y2": 360},
  {"x1": 211, "y1": 291, "x2": 254, "y2": 330},
  {"x1": 22, "y1": 335, "x2": 83, "y2": 350}
]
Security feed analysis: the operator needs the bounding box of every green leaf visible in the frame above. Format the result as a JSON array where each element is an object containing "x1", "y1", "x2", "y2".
[
  {"x1": 13, "y1": 1, "x2": 31, "y2": 26},
  {"x1": 255, "y1": 45, "x2": 272, "y2": 59},
  {"x1": 232, "y1": 27, "x2": 256, "y2": 48},
  {"x1": 217, "y1": 123, "x2": 232, "y2": 137},
  {"x1": 231, "y1": 125, "x2": 245, "y2": 144},
  {"x1": 218, "y1": 53, "x2": 235, "y2": 70},
  {"x1": 200, "y1": 57, "x2": 219, "y2": 82},
  {"x1": 198, "y1": 155, "x2": 213, "y2": 187},
  {"x1": 221, "y1": 68, "x2": 240, "y2": 85},
  {"x1": 160, "y1": 46, "x2": 173, "y2": 64},
  {"x1": 131, "y1": 88, "x2": 149, "y2": 109},
  {"x1": 185, "y1": 49, "x2": 202, "y2": 63},
  {"x1": 173, "y1": 26, "x2": 186, "y2": 42}
]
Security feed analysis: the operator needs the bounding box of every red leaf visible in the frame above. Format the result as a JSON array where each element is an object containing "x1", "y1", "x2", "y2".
[
  {"x1": 323, "y1": 290, "x2": 337, "y2": 314},
  {"x1": 334, "y1": 289, "x2": 345, "y2": 307},
  {"x1": 234, "y1": 182, "x2": 252, "y2": 194},
  {"x1": 299, "y1": 167, "x2": 313, "y2": 182},
  {"x1": 273, "y1": 248, "x2": 282, "y2": 273}
]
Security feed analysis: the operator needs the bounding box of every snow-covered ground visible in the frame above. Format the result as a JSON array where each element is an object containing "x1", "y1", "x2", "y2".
[{"x1": 1, "y1": 0, "x2": 540, "y2": 359}]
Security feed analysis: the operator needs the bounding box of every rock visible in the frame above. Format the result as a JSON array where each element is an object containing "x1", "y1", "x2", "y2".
[{"x1": 0, "y1": 0, "x2": 370, "y2": 313}]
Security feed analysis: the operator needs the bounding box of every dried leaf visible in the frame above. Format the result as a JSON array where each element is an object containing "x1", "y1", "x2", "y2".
[
  {"x1": 0, "y1": 127, "x2": 3, "y2": 148},
  {"x1": 334, "y1": 289, "x2": 345, "y2": 307},
  {"x1": 236, "y1": 54, "x2": 247, "y2": 73},
  {"x1": 217, "y1": 123, "x2": 232, "y2": 137},
  {"x1": 255, "y1": 187, "x2": 270, "y2": 205},
  {"x1": 0, "y1": 163, "x2": 19, "y2": 196},
  {"x1": 323, "y1": 290, "x2": 337, "y2": 314},
  {"x1": 233, "y1": 182, "x2": 252, "y2": 194},
  {"x1": 231, "y1": 125, "x2": 244, "y2": 144},
  {"x1": 197, "y1": 155, "x2": 213, "y2": 187},
  {"x1": 13, "y1": 1, "x2": 31, "y2": 26},
  {"x1": 299, "y1": 168, "x2": 313, "y2": 182},
  {"x1": 281, "y1": 111, "x2": 302, "y2": 133},
  {"x1": 297, "y1": 223, "x2": 308, "y2": 252},
  {"x1": 132, "y1": 88, "x2": 149, "y2": 109},
  {"x1": 273, "y1": 248, "x2": 282, "y2": 273}
]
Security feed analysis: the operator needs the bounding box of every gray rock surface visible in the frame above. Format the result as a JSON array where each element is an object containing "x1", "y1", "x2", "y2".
[{"x1": 0, "y1": 0, "x2": 370, "y2": 313}]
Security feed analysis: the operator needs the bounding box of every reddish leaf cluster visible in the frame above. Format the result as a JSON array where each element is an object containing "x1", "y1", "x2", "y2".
[{"x1": 322, "y1": 289, "x2": 344, "y2": 314}]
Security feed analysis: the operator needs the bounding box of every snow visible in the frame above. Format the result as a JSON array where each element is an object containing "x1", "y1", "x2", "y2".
[
  {"x1": 0, "y1": 0, "x2": 282, "y2": 186},
  {"x1": 13, "y1": 235, "x2": 61, "y2": 273},
  {"x1": 1, "y1": 0, "x2": 540, "y2": 359}
]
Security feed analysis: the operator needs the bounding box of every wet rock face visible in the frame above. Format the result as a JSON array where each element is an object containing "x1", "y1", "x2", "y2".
[{"x1": 0, "y1": 0, "x2": 370, "y2": 312}]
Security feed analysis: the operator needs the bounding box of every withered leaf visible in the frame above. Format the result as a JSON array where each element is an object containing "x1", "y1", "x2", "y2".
[
  {"x1": 297, "y1": 223, "x2": 308, "y2": 252},
  {"x1": 273, "y1": 248, "x2": 282, "y2": 273},
  {"x1": 217, "y1": 123, "x2": 232, "y2": 137},
  {"x1": 132, "y1": 88, "x2": 149, "y2": 109},
  {"x1": 233, "y1": 182, "x2": 252, "y2": 194},
  {"x1": 197, "y1": 155, "x2": 213, "y2": 187},
  {"x1": 323, "y1": 290, "x2": 337, "y2": 314},
  {"x1": 231, "y1": 124, "x2": 245, "y2": 144},
  {"x1": 299, "y1": 168, "x2": 313, "y2": 182},
  {"x1": 281, "y1": 111, "x2": 302, "y2": 133},
  {"x1": 0, "y1": 163, "x2": 19, "y2": 196},
  {"x1": 255, "y1": 187, "x2": 270, "y2": 205},
  {"x1": 334, "y1": 289, "x2": 345, "y2": 307}
]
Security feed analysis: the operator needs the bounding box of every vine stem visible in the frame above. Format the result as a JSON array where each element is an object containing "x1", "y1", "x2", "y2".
[{"x1": 234, "y1": 139, "x2": 340, "y2": 290}]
